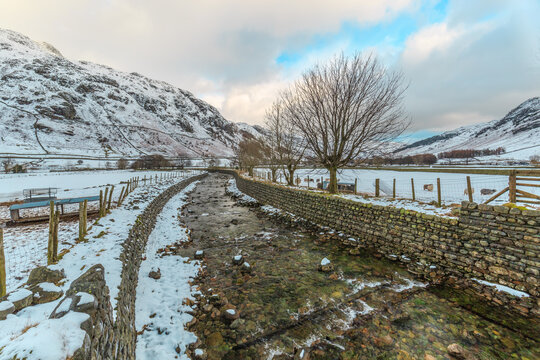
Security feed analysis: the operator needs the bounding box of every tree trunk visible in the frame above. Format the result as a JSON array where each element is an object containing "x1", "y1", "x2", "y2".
[
  {"x1": 248, "y1": 167, "x2": 254, "y2": 177},
  {"x1": 271, "y1": 168, "x2": 277, "y2": 182},
  {"x1": 287, "y1": 166, "x2": 295, "y2": 186},
  {"x1": 328, "y1": 167, "x2": 338, "y2": 194}
]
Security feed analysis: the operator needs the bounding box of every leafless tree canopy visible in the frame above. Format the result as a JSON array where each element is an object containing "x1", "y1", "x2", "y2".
[
  {"x1": 283, "y1": 52, "x2": 408, "y2": 192},
  {"x1": 265, "y1": 100, "x2": 306, "y2": 185},
  {"x1": 236, "y1": 138, "x2": 266, "y2": 176}
]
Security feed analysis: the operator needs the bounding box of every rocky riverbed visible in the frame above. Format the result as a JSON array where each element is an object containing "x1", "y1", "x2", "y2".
[{"x1": 176, "y1": 174, "x2": 539, "y2": 360}]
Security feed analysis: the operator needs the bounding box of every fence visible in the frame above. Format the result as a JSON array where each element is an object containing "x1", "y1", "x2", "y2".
[
  {"x1": 0, "y1": 171, "x2": 191, "y2": 294},
  {"x1": 252, "y1": 168, "x2": 540, "y2": 208}
]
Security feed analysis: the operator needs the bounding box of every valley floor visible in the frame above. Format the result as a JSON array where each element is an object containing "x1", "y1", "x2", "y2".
[{"x1": 161, "y1": 174, "x2": 539, "y2": 359}]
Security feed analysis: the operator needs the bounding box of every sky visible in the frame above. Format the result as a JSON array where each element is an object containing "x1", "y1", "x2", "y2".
[{"x1": 0, "y1": 0, "x2": 539, "y2": 137}]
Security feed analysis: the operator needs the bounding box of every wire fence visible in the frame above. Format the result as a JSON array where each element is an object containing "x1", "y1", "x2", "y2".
[{"x1": 252, "y1": 168, "x2": 533, "y2": 207}]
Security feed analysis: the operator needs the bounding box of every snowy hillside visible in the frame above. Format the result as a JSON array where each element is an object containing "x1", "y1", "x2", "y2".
[
  {"x1": 0, "y1": 29, "x2": 263, "y2": 158},
  {"x1": 394, "y1": 98, "x2": 540, "y2": 160}
]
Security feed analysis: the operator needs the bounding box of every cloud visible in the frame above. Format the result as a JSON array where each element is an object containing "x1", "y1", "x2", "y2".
[
  {"x1": 400, "y1": 0, "x2": 540, "y2": 131},
  {"x1": 0, "y1": 0, "x2": 538, "y2": 132}
]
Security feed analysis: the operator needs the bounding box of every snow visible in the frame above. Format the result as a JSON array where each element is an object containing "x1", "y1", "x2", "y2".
[
  {"x1": 0, "y1": 29, "x2": 264, "y2": 158},
  {"x1": 135, "y1": 181, "x2": 201, "y2": 359},
  {"x1": 254, "y1": 167, "x2": 539, "y2": 210},
  {"x1": 0, "y1": 173, "x2": 202, "y2": 360},
  {"x1": 0, "y1": 169, "x2": 193, "y2": 202},
  {"x1": 195, "y1": 250, "x2": 204, "y2": 256},
  {"x1": 76, "y1": 292, "x2": 95, "y2": 305},
  {"x1": 392, "y1": 275, "x2": 427, "y2": 292},
  {"x1": 320, "y1": 257, "x2": 331, "y2": 266},
  {"x1": 242, "y1": 262, "x2": 250, "y2": 268},
  {"x1": 234, "y1": 255, "x2": 242, "y2": 261},
  {"x1": 194, "y1": 348, "x2": 204, "y2": 356},
  {"x1": 37, "y1": 282, "x2": 62, "y2": 292},
  {"x1": 0, "y1": 303, "x2": 89, "y2": 360},
  {"x1": 226, "y1": 178, "x2": 258, "y2": 204},
  {"x1": 0, "y1": 300, "x2": 14, "y2": 311},
  {"x1": 55, "y1": 297, "x2": 73, "y2": 314},
  {"x1": 473, "y1": 278, "x2": 530, "y2": 298},
  {"x1": 8, "y1": 288, "x2": 32, "y2": 302},
  {"x1": 393, "y1": 97, "x2": 540, "y2": 162},
  {"x1": 226, "y1": 309, "x2": 236, "y2": 316}
]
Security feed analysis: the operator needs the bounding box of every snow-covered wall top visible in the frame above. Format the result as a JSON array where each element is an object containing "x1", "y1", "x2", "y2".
[
  {"x1": 0, "y1": 29, "x2": 263, "y2": 158},
  {"x1": 394, "y1": 97, "x2": 540, "y2": 160}
]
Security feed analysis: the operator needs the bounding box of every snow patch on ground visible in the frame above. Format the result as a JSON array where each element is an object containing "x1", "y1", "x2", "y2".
[
  {"x1": 226, "y1": 178, "x2": 258, "y2": 205},
  {"x1": 0, "y1": 303, "x2": 88, "y2": 360},
  {"x1": 473, "y1": 278, "x2": 530, "y2": 298},
  {"x1": 0, "y1": 173, "x2": 200, "y2": 359},
  {"x1": 135, "y1": 181, "x2": 201, "y2": 359}
]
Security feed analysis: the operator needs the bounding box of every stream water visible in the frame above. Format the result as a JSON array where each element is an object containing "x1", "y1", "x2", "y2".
[{"x1": 178, "y1": 174, "x2": 539, "y2": 360}]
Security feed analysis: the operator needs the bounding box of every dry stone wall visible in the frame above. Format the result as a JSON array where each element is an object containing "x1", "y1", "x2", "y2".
[
  {"x1": 55, "y1": 174, "x2": 207, "y2": 359},
  {"x1": 114, "y1": 174, "x2": 206, "y2": 359},
  {"x1": 216, "y1": 170, "x2": 540, "y2": 317}
]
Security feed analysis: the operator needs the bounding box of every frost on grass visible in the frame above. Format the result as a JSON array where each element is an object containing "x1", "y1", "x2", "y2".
[{"x1": 135, "y1": 182, "x2": 201, "y2": 359}]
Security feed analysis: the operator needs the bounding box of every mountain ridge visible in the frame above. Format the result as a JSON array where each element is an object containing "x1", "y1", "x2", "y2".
[
  {"x1": 394, "y1": 97, "x2": 540, "y2": 160},
  {"x1": 0, "y1": 28, "x2": 263, "y2": 158}
]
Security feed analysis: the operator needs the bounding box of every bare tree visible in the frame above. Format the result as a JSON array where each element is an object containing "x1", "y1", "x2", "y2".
[
  {"x1": 265, "y1": 99, "x2": 306, "y2": 185},
  {"x1": 236, "y1": 138, "x2": 265, "y2": 176},
  {"x1": 283, "y1": 52, "x2": 408, "y2": 193},
  {"x1": 2, "y1": 157, "x2": 13, "y2": 173},
  {"x1": 117, "y1": 158, "x2": 128, "y2": 170}
]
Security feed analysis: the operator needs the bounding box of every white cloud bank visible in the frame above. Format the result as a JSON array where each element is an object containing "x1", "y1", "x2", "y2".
[{"x1": 0, "y1": 0, "x2": 538, "y2": 131}]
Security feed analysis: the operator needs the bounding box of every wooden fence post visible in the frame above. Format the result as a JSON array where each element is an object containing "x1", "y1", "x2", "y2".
[
  {"x1": 118, "y1": 187, "x2": 125, "y2": 206},
  {"x1": 83, "y1": 200, "x2": 88, "y2": 235},
  {"x1": 375, "y1": 179, "x2": 380, "y2": 197},
  {"x1": 307, "y1": 176, "x2": 310, "y2": 190},
  {"x1": 354, "y1": 178, "x2": 357, "y2": 194},
  {"x1": 53, "y1": 211, "x2": 59, "y2": 262},
  {"x1": 393, "y1": 178, "x2": 396, "y2": 199},
  {"x1": 466, "y1": 176, "x2": 473, "y2": 202},
  {"x1": 102, "y1": 187, "x2": 109, "y2": 217},
  {"x1": 47, "y1": 201, "x2": 58, "y2": 264},
  {"x1": 0, "y1": 228, "x2": 6, "y2": 297},
  {"x1": 411, "y1": 178, "x2": 416, "y2": 201},
  {"x1": 509, "y1": 170, "x2": 517, "y2": 203},
  {"x1": 437, "y1": 178, "x2": 442, "y2": 207},
  {"x1": 107, "y1": 186, "x2": 114, "y2": 212},
  {"x1": 99, "y1": 190, "x2": 104, "y2": 218},
  {"x1": 78, "y1": 202, "x2": 84, "y2": 241}
]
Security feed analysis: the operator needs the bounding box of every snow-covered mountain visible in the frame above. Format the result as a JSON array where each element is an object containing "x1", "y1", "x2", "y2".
[
  {"x1": 394, "y1": 97, "x2": 540, "y2": 160},
  {"x1": 0, "y1": 29, "x2": 264, "y2": 158}
]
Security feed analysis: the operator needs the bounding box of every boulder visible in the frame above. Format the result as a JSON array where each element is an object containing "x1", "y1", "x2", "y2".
[
  {"x1": 233, "y1": 254, "x2": 243, "y2": 265},
  {"x1": 193, "y1": 348, "x2": 207, "y2": 360},
  {"x1": 0, "y1": 301, "x2": 15, "y2": 320},
  {"x1": 149, "y1": 268, "x2": 161, "y2": 280},
  {"x1": 194, "y1": 250, "x2": 204, "y2": 260},
  {"x1": 294, "y1": 347, "x2": 310, "y2": 360},
  {"x1": 31, "y1": 282, "x2": 64, "y2": 304},
  {"x1": 240, "y1": 262, "x2": 252, "y2": 273},
  {"x1": 318, "y1": 257, "x2": 334, "y2": 272},
  {"x1": 27, "y1": 266, "x2": 65, "y2": 286},
  {"x1": 6, "y1": 288, "x2": 33, "y2": 311},
  {"x1": 447, "y1": 343, "x2": 477, "y2": 360},
  {"x1": 222, "y1": 306, "x2": 239, "y2": 321}
]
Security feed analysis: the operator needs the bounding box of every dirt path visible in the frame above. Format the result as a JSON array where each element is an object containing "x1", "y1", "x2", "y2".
[{"x1": 179, "y1": 174, "x2": 539, "y2": 360}]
